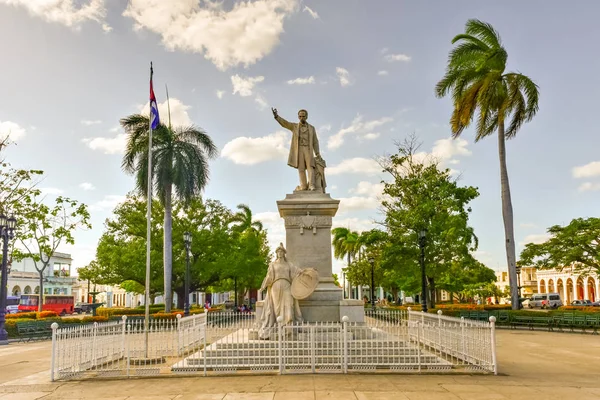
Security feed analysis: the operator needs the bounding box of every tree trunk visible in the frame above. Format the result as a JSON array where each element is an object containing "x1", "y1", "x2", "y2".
[
  {"x1": 497, "y1": 121, "x2": 520, "y2": 310},
  {"x1": 38, "y1": 272, "x2": 44, "y2": 312},
  {"x1": 163, "y1": 184, "x2": 173, "y2": 312},
  {"x1": 175, "y1": 287, "x2": 184, "y2": 310}
]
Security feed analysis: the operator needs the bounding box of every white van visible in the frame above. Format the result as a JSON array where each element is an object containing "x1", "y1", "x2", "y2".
[{"x1": 529, "y1": 293, "x2": 562, "y2": 309}]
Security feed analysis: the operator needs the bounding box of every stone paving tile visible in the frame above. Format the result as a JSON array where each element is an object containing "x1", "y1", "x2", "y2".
[
  {"x1": 355, "y1": 391, "x2": 410, "y2": 400},
  {"x1": 272, "y1": 391, "x2": 314, "y2": 400},
  {"x1": 314, "y1": 391, "x2": 357, "y2": 400},
  {"x1": 222, "y1": 393, "x2": 275, "y2": 400},
  {"x1": 259, "y1": 376, "x2": 315, "y2": 392},
  {"x1": 403, "y1": 392, "x2": 460, "y2": 400},
  {"x1": 451, "y1": 393, "x2": 507, "y2": 400},
  {"x1": 527, "y1": 386, "x2": 600, "y2": 400},
  {"x1": 0, "y1": 393, "x2": 51, "y2": 400},
  {"x1": 173, "y1": 394, "x2": 226, "y2": 400}
]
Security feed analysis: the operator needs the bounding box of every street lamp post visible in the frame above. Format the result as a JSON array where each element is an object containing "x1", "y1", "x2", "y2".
[
  {"x1": 368, "y1": 257, "x2": 375, "y2": 312},
  {"x1": 183, "y1": 231, "x2": 192, "y2": 317},
  {"x1": 515, "y1": 264, "x2": 522, "y2": 309},
  {"x1": 0, "y1": 214, "x2": 17, "y2": 345},
  {"x1": 342, "y1": 270, "x2": 346, "y2": 299},
  {"x1": 418, "y1": 229, "x2": 427, "y2": 313}
]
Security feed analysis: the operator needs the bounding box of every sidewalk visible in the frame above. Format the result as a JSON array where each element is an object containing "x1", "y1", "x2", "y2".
[{"x1": 1, "y1": 330, "x2": 599, "y2": 399}]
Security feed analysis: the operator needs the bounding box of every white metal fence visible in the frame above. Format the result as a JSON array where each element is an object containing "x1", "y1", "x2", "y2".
[{"x1": 50, "y1": 308, "x2": 496, "y2": 381}]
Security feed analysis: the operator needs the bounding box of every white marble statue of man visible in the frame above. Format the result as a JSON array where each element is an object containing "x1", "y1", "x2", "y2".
[
  {"x1": 272, "y1": 107, "x2": 321, "y2": 191},
  {"x1": 258, "y1": 243, "x2": 303, "y2": 339}
]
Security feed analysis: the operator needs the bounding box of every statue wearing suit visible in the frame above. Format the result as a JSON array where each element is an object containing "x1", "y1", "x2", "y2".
[{"x1": 272, "y1": 108, "x2": 323, "y2": 191}]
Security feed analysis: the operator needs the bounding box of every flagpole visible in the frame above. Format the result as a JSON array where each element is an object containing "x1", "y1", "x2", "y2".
[{"x1": 144, "y1": 62, "x2": 154, "y2": 357}]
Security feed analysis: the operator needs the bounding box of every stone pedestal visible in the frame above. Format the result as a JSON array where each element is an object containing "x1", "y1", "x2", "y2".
[{"x1": 275, "y1": 191, "x2": 364, "y2": 322}]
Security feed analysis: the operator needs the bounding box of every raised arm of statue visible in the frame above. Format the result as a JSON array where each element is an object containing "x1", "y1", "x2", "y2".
[{"x1": 272, "y1": 108, "x2": 294, "y2": 131}]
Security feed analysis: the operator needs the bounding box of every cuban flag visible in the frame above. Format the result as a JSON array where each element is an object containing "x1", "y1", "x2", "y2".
[{"x1": 150, "y1": 64, "x2": 160, "y2": 130}]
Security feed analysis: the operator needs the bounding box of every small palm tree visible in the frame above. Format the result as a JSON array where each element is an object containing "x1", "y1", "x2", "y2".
[
  {"x1": 231, "y1": 204, "x2": 263, "y2": 233},
  {"x1": 121, "y1": 115, "x2": 218, "y2": 312},
  {"x1": 332, "y1": 227, "x2": 360, "y2": 298},
  {"x1": 435, "y1": 19, "x2": 539, "y2": 310}
]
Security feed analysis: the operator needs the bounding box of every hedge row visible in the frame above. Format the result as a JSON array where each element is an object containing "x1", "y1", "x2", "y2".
[
  {"x1": 5, "y1": 311, "x2": 59, "y2": 320},
  {"x1": 97, "y1": 307, "x2": 206, "y2": 318}
]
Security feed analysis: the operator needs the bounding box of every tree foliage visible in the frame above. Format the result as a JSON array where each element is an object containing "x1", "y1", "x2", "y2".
[
  {"x1": 379, "y1": 137, "x2": 484, "y2": 307},
  {"x1": 519, "y1": 218, "x2": 600, "y2": 275},
  {"x1": 90, "y1": 194, "x2": 269, "y2": 308},
  {"x1": 12, "y1": 195, "x2": 91, "y2": 311}
]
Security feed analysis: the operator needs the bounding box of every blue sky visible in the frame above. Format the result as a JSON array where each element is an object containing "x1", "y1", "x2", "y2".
[{"x1": 1, "y1": 0, "x2": 599, "y2": 278}]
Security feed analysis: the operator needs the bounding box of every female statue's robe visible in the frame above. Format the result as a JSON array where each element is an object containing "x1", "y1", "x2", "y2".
[{"x1": 258, "y1": 258, "x2": 303, "y2": 339}]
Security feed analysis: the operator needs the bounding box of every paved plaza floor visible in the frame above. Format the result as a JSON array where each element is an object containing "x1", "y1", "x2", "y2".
[{"x1": 1, "y1": 329, "x2": 599, "y2": 399}]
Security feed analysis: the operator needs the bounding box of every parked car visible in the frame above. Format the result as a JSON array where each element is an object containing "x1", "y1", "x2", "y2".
[
  {"x1": 74, "y1": 302, "x2": 93, "y2": 314},
  {"x1": 570, "y1": 299, "x2": 593, "y2": 307},
  {"x1": 528, "y1": 293, "x2": 562, "y2": 309}
]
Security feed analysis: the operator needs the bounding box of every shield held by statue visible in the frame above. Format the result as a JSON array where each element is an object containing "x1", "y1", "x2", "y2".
[{"x1": 291, "y1": 268, "x2": 319, "y2": 300}]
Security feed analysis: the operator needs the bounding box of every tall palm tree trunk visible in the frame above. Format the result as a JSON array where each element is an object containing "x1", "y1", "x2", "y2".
[
  {"x1": 163, "y1": 184, "x2": 173, "y2": 312},
  {"x1": 497, "y1": 121, "x2": 519, "y2": 310}
]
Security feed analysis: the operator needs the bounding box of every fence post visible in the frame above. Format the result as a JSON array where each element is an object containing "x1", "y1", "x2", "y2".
[
  {"x1": 203, "y1": 317, "x2": 207, "y2": 377},
  {"x1": 489, "y1": 316, "x2": 497, "y2": 375},
  {"x1": 277, "y1": 316, "x2": 284, "y2": 374},
  {"x1": 310, "y1": 325, "x2": 315, "y2": 373},
  {"x1": 50, "y1": 322, "x2": 59, "y2": 382},
  {"x1": 176, "y1": 314, "x2": 182, "y2": 356},
  {"x1": 437, "y1": 310, "x2": 443, "y2": 355},
  {"x1": 92, "y1": 322, "x2": 98, "y2": 368},
  {"x1": 342, "y1": 316, "x2": 349, "y2": 374},
  {"x1": 121, "y1": 315, "x2": 127, "y2": 358},
  {"x1": 461, "y1": 316, "x2": 466, "y2": 363},
  {"x1": 416, "y1": 321, "x2": 421, "y2": 373}
]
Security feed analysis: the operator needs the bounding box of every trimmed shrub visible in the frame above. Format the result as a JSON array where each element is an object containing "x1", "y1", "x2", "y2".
[
  {"x1": 558, "y1": 306, "x2": 600, "y2": 312},
  {"x1": 6, "y1": 312, "x2": 37, "y2": 320}
]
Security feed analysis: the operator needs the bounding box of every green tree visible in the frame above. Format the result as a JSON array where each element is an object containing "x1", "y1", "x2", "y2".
[
  {"x1": 13, "y1": 196, "x2": 91, "y2": 311},
  {"x1": 121, "y1": 114, "x2": 218, "y2": 312},
  {"x1": 519, "y1": 217, "x2": 600, "y2": 275},
  {"x1": 438, "y1": 256, "x2": 497, "y2": 302},
  {"x1": 380, "y1": 137, "x2": 480, "y2": 308},
  {"x1": 331, "y1": 227, "x2": 360, "y2": 296},
  {"x1": 230, "y1": 204, "x2": 263, "y2": 233},
  {"x1": 435, "y1": 19, "x2": 540, "y2": 309}
]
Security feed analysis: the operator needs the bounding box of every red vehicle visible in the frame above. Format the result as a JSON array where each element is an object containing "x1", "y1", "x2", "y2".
[{"x1": 18, "y1": 294, "x2": 75, "y2": 315}]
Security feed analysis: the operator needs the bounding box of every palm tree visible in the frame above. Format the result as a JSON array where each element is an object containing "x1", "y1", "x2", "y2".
[
  {"x1": 331, "y1": 227, "x2": 359, "y2": 298},
  {"x1": 231, "y1": 204, "x2": 263, "y2": 233},
  {"x1": 435, "y1": 19, "x2": 539, "y2": 310},
  {"x1": 121, "y1": 115, "x2": 218, "y2": 312}
]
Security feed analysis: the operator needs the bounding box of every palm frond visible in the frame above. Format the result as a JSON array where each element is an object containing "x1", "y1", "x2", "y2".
[{"x1": 464, "y1": 19, "x2": 502, "y2": 48}]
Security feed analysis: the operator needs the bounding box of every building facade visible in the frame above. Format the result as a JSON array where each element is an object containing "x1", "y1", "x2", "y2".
[
  {"x1": 7, "y1": 252, "x2": 76, "y2": 297},
  {"x1": 536, "y1": 267, "x2": 598, "y2": 304}
]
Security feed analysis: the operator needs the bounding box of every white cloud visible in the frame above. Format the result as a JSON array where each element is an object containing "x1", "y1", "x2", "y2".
[
  {"x1": 578, "y1": 182, "x2": 600, "y2": 192},
  {"x1": 327, "y1": 114, "x2": 393, "y2": 149},
  {"x1": 0, "y1": 0, "x2": 109, "y2": 30},
  {"x1": 363, "y1": 133, "x2": 380, "y2": 140},
  {"x1": 336, "y1": 67, "x2": 351, "y2": 87},
  {"x1": 384, "y1": 53, "x2": 411, "y2": 62},
  {"x1": 520, "y1": 233, "x2": 551, "y2": 246},
  {"x1": 222, "y1": 131, "x2": 290, "y2": 165},
  {"x1": 431, "y1": 138, "x2": 472, "y2": 163},
  {"x1": 287, "y1": 76, "x2": 315, "y2": 85},
  {"x1": 328, "y1": 158, "x2": 381, "y2": 176},
  {"x1": 89, "y1": 195, "x2": 126, "y2": 211},
  {"x1": 303, "y1": 5, "x2": 319, "y2": 19},
  {"x1": 79, "y1": 182, "x2": 96, "y2": 191},
  {"x1": 572, "y1": 161, "x2": 600, "y2": 178},
  {"x1": 40, "y1": 187, "x2": 64, "y2": 195},
  {"x1": 123, "y1": 0, "x2": 299, "y2": 70},
  {"x1": 255, "y1": 211, "x2": 285, "y2": 250},
  {"x1": 349, "y1": 181, "x2": 385, "y2": 196},
  {"x1": 82, "y1": 133, "x2": 127, "y2": 155},
  {"x1": 139, "y1": 97, "x2": 192, "y2": 127},
  {"x1": 231, "y1": 75, "x2": 264, "y2": 97},
  {"x1": 84, "y1": 97, "x2": 193, "y2": 154},
  {"x1": 81, "y1": 119, "x2": 101, "y2": 126},
  {"x1": 337, "y1": 196, "x2": 379, "y2": 214},
  {"x1": 377, "y1": 70, "x2": 389, "y2": 76},
  {"x1": 0, "y1": 120, "x2": 26, "y2": 142},
  {"x1": 216, "y1": 90, "x2": 226, "y2": 99},
  {"x1": 332, "y1": 217, "x2": 376, "y2": 233},
  {"x1": 254, "y1": 95, "x2": 268, "y2": 110}
]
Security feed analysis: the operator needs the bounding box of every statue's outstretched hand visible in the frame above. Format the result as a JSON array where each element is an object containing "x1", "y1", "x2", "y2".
[{"x1": 271, "y1": 107, "x2": 278, "y2": 119}]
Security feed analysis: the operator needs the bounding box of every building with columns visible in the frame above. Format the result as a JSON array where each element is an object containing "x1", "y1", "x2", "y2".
[{"x1": 536, "y1": 266, "x2": 598, "y2": 304}]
